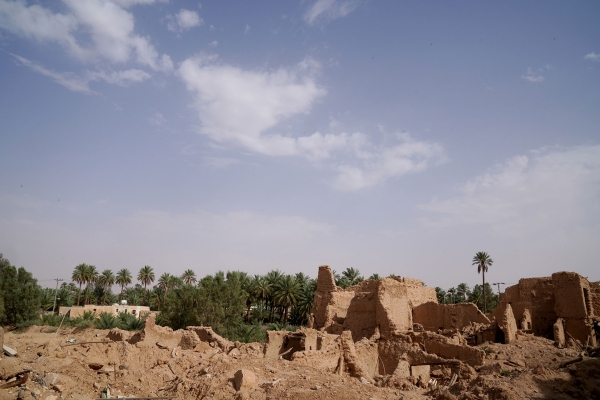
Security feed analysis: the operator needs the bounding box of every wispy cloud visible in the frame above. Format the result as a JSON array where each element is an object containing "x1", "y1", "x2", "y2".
[
  {"x1": 304, "y1": 0, "x2": 361, "y2": 25},
  {"x1": 244, "y1": 24, "x2": 250, "y2": 34},
  {"x1": 521, "y1": 67, "x2": 544, "y2": 83},
  {"x1": 584, "y1": 52, "x2": 600, "y2": 62},
  {"x1": 167, "y1": 9, "x2": 203, "y2": 32},
  {"x1": 12, "y1": 54, "x2": 95, "y2": 94},
  {"x1": 0, "y1": 0, "x2": 173, "y2": 71},
  {"x1": 12, "y1": 54, "x2": 151, "y2": 93},
  {"x1": 209, "y1": 40, "x2": 218, "y2": 47}
]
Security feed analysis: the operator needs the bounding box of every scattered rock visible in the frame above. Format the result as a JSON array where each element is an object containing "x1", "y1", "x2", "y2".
[{"x1": 233, "y1": 369, "x2": 257, "y2": 391}]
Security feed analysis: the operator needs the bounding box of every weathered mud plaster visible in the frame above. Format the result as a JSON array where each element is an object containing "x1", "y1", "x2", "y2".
[{"x1": 413, "y1": 302, "x2": 490, "y2": 332}]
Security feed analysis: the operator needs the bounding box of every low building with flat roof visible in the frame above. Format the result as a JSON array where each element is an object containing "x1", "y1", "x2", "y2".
[{"x1": 59, "y1": 304, "x2": 150, "y2": 318}]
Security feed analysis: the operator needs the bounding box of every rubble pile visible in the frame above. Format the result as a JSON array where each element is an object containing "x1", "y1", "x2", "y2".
[{"x1": 0, "y1": 266, "x2": 599, "y2": 399}]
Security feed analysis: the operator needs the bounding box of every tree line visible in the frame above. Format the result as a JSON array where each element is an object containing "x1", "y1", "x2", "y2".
[{"x1": 2, "y1": 251, "x2": 499, "y2": 341}]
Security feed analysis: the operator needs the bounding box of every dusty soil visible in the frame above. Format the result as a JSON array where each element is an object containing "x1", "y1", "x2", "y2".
[{"x1": 1, "y1": 326, "x2": 599, "y2": 400}]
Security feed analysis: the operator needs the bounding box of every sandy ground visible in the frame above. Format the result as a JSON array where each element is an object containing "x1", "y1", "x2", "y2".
[{"x1": 1, "y1": 325, "x2": 599, "y2": 400}]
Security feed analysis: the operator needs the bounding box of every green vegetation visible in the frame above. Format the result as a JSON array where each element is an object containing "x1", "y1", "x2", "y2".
[
  {"x1": 0, "y1": 253, "x2": 41, "y2": 325},
  {"x1": 435, "y1": 282, "x2": 498, "y2": 312}
]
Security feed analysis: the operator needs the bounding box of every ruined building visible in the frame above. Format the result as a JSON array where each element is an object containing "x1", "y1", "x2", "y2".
[
  {"x1": 260, "y1": 266, "x2": 599, "y2": 388},
  {"x1": 493, "y1": 271, "x2": 599, "y2": 348}
]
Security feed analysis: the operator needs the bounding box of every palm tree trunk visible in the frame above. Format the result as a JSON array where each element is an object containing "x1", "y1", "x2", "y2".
[
  {"x1": 77, "y1": 283, "x2": 82, "y2": 306},
  {"x1": 482, "y1": 269, "x2": 486, "y2": 314},
  {"x1": 119, "y1": 286, "x2": 123, "y2": 302}
]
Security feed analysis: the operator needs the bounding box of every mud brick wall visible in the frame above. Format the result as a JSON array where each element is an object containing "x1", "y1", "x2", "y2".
[
  {"x1": 413, "y1": 302, "x2": 490, "y2": 332},
  {"x1": 552, "y1": 272, "x2": 590, "y2": 319},
  {"x1": 498, "y1": 277, "x2": 556, "y2": 337}
]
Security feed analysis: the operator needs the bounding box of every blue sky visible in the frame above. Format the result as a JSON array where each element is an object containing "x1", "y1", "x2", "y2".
[{"x1": 1, "y1": 0, "x2": 599, "y2": 289}]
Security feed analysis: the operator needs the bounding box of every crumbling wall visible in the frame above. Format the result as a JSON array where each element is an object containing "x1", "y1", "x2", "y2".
[
  {"x1": 313, "y1": 266, "x2": 356, "y2": 334},
  {"x1": 552, "y1": 272, "x2": 591, "y2": 319},
  {"x1": 497, "y1": 277, "x2": 556, "y2": 337},
  {"x1": 552, "y1": 272, "x2": 595, "y2": 345},
  {"x1": 375, "y1": 278, "x2": 412, "y2": 338},
  {"x1": 314, "y1": 265, "x2": 437, "y2": 340},
  {"x1": 341, "y1": 280, "x2": 379, "y2": 340},
  {"x1": 495, "y1": 303, "x2": 518, "y2": 344},
  {"x1": 413, "y1": 302, "x2": 490, "y2": 332}
]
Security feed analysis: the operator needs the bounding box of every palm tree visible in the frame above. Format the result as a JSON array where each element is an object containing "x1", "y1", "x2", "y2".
[
  {"x1": 115, "y1": 269, "x2": 132, "y2": 302},
  {"x1": 472, "y1": 251, "x2": 493, "y2": 313},
  {"x1": 447, "y1": 287, "x2": 456, "y2": 304},
  {"x1": 456, "y1": 283, "x2": 470, "y2": 303},
  {"x1": 272, "y1": 275, "x2": 301, "y2": 323},
  {"x1": 138, "y1": 265, "x2": 155, "y2": 305},
  {"x1": 181, "y1": 269, "x2": 197, "y2": 285},
  {"x1": 158, "y1": 272, "x2": 173, "y2": 307},
  {"x1": 368, "y1": 273, "x2": 380, "y2": 280},
  {"x1": 72, "y1": 263, "x2": 87, "y2": 306},
  {"x1": 98, "y1": 269, "x2": 115, "y2": 305},
  {"x1": 342, "y1": 267, "x2": 364, "y2": 287},
  {"x1": 83, "y1": 264, "x2": 98, "y2": 305}
]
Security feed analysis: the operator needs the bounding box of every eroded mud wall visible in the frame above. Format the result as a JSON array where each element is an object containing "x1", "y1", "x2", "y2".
[
  {"x1": 413, "y1": 302, "x2": 490, "y2": 332},
  {"x1": 498, "y1": 277, "x2": 557, "y2": 337}
]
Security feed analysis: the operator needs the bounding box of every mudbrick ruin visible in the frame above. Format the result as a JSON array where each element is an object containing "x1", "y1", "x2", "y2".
[{"x1": 1, "y1": 266, "x2": 599, "y2": 399}]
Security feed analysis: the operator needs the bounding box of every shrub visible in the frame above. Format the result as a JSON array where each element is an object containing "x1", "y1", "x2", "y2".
[
  {"x1": 117, "y1": 312, "x2": 145, "y2": 331},
  {"x1": 94, "y1": 312, "x2": 118, "y2": 329}
]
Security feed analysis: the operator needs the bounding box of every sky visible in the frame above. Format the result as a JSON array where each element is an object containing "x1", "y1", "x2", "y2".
[{"x1": 0, "y1": 0, "x2": 599, "y2": 290}]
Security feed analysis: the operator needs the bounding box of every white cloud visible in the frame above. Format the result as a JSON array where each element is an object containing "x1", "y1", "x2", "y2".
[
  {"x1": 304, "y1": 0, "x2": 360, "y2": 25},
  {"x1": 167, "y1": 9, "x2": 202, "y2": 32},
  {"x1": 333, "y1": 134, "x2": 446, "y2": 191},
  {"x1": 244, "y1": 24, "x2": 250, "y2": 34},
  {"x1": 0, "y1": 0, "x2": 173, "y2": 71},
  {"x1": 521, "y1": 67, "x2": 544, "y2": 83},
  {"x1": 177, "y1": 54, "x2": 446, "y2": 188},
  {"x1": 418, "y1": 145, "x2": 600, "y2": 230},
  {"x1": 209, "y1": 40, "x2": 218, "y2": 47},
  {"x1": 177, "y1": 54, "x2": 334, "y2": 158},
  {"x1": 584, "y1": 52, "x2": 600, "y2": 62}
]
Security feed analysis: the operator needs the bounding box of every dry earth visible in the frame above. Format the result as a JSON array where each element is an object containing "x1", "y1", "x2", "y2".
[{"x1": 1, "y1": 322, "x2": 599, "y2": 400}]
